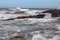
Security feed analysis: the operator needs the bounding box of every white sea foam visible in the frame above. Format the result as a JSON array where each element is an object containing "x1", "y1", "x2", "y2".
[
  {"x1": 32, "y1": 34, "x2": 46, "y2": 40},
  {"x1": 52, "y1": 35, "x2": 60, "y2": 40}
]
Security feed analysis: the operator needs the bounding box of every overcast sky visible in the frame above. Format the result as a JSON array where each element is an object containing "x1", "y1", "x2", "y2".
[{"x1": 0, "y1": 0, "x2": 60, "y2": 8}]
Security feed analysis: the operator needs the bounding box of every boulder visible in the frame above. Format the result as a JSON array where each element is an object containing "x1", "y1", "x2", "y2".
[{"x1": 42, "y1": 9, "x2": 60, "y2": 17}]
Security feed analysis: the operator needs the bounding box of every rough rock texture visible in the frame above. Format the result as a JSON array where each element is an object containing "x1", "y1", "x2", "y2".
[
  {"x1": 16, "y1": 14, "x2": 45, "y2": 18},
  {"x1": 42, "y1": 9, "x2": 60, "y2": 17}
]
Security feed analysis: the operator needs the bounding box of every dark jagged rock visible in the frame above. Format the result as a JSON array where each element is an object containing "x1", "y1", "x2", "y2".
[
  {"x1": 5, "y1": 14, "x2": 45, "y2": 20},
  {"x1": 42, "y1": 9, "x2": 60, "y2": 17},
  {"x1": 17, "y1": 14, "x2": 45, "y2": 18}
]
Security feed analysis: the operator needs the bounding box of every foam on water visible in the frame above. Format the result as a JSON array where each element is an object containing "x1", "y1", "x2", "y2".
[{"x1": 0, "y1": 18, "x2": 58, "y2": 39}]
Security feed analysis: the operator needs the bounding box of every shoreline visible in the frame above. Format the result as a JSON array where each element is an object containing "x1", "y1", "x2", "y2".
[{"x1": 0, "y1": 7, "x2": 60, "y2": 40}]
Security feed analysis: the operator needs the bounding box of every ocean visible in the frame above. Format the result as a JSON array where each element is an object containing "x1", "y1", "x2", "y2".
[
  {"x1": 0, "y1": 8, "x2": 55, "y2": 10},
  {"x1": 0, "y1": 7, "x2": 59, "y2": 40}
]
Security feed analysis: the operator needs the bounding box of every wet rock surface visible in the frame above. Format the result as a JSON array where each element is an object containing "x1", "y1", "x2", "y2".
[
  {"x1": 0, "y1": 13, "x2": 45, "y2": 21},
  {"x1": 42, "y1": 9, "x2": 60, "y2": 17}
]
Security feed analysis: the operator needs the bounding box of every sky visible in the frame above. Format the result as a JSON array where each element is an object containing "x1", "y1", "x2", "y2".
[{"x1": 0, "y1": 0, "x2": 60, "y2": 8}]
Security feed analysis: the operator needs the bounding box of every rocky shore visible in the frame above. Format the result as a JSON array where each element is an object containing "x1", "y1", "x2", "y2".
[
  {"x1": 0, "y1": 8, "x2": 60, "y2": 40},
  {"x1": 42, "y1": 9, "x2": 60, "y2": 17}
]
